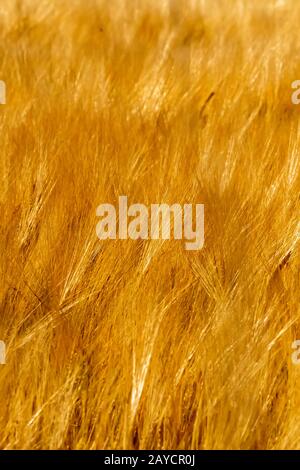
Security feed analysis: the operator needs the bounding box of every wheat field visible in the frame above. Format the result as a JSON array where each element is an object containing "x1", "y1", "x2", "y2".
[{"x1": 0, "y1": 0, "x2": 299, "y2": 450}]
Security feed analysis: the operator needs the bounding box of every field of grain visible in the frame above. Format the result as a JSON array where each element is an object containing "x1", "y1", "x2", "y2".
[{"x1": 0, "y1": 0, "x2": 299, "y2": 449}]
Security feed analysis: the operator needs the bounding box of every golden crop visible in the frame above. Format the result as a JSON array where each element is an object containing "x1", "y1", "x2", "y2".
[{"x1": 0, "y1": 0, "x2": 299, "y2": 450}]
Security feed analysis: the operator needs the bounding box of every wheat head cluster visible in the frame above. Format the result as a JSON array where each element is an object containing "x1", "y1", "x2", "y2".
[{"x1": 0, "y1": 0, "x2": 299, "y2": 450}]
